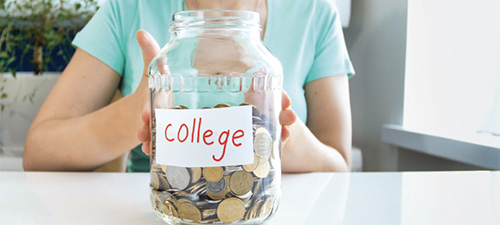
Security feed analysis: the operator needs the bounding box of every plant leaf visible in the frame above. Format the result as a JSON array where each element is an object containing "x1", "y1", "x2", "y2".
[
  {"x1": 8, "y1": 69, "x2": 16, "y2": 78},
  {"x1": 1, "y1": 93, "x2": 7, "y2": 99}
]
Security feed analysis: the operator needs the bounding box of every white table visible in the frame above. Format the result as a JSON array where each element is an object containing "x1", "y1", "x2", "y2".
[{"x1": 1, "y1": 171, "x2": 499, "y2": 225}]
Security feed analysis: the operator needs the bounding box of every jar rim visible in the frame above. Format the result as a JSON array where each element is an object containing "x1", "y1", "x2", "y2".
[
  {"x1": 173, "y1": 10, "x2": 260, "y2": 21},
  {"x1": 171, "y1": 10, "x2": 261, "y2": 33}
]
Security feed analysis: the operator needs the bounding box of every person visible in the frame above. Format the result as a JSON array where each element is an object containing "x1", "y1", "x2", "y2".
[{"x1": 23, "y1": 0, "x2": 354, "y2": 173}]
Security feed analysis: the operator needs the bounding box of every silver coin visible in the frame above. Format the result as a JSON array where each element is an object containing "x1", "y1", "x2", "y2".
[
  {"x1": 207, "y1": 176, "x2": 226, "y2": 194},
  {"x1": 254, "y1": 127, "x2": 272, "y2": 160},
  {"x1": 166, "y1": 166, "x2": 190, "y2": 190}
]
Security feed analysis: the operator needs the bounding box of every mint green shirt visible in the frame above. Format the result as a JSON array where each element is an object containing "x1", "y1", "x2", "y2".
[{"x1": 73, "y1": 0, "x2": 354, "y2": 172}]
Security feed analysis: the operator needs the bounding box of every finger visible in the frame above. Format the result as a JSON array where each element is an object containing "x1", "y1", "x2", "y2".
[
  {"x1": 136, "y1": 30, "x2": 161, "y2": 76},
  {"x1": 281, "y1": 126, "x2": 291, "y2": 141},
  {"x1": 137, "y1": 123, "x2": 150, "y2": 142},
  {"x1": 279, "y1": 108, "x2": 297, "y2": 126},
  {"x1": 142, "y1": 141, "x2": 151, "y2": 155},
  {"x1": 141, "y1": 103, "x2": 151, "y2": 124},
  {"x1": 282, "y1": 91, "x2": 291, "y2": 109}
]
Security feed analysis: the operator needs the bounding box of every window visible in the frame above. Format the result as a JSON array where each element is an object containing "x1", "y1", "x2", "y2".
[{"x1": 404, "y1": 0, "x2": 500, "y2": 146}]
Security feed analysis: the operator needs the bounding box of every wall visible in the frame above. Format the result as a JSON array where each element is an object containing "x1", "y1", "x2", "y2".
[
  {"x1": 343, "y1": 0, "x2": 408, "y2": 171},
  {"x1": 397, "y1": 149, "x2": 486, "y2": 171}
]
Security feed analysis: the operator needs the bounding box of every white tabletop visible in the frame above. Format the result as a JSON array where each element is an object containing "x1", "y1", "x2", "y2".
[{"x1": 1, "y1": 171, "x2": 499, "y2": 225}]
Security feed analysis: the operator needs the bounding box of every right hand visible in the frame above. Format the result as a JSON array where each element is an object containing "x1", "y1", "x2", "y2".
[{"x1": 134, "y1": 30, "x2": 160, "y2": 154}]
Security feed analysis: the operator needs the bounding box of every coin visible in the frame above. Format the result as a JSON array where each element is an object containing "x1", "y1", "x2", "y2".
[
  {"x1": 162, "y1": 201, "x2": 178, "y2": 217},
  {"x1": 177, "y1": 104, "x2": 188, "y2": 109},
  {"x1": 202, "y1": 208, "x2": 217, "y2": 217},
  {"x1": 259, "y1": 197, "x2": 274, "y2": 218},
  {"x1": 186, "y1": 181, "x2": 205, "y2": 194},
  {"x1": 243, "y1": 154, "x2": 259, "y2": 172},
  {"x1": 159, "y1": 174, "x2": 171, "y2": 191},
  {"x1": 207, "y1": 176, "x2": 227, "y2": 194},
  {"x1": 245, "y1": 199, "x2": 262, "y2": 220},
  {"x1": 190, "y1": 167, "x2": 202, "y2": 183},
  {"x1": 239, "y1": 102, "x2": 260, "y2": 117},
  {"x1": 151, "y1": 172, "x2": 160, "y2": 189},
  {"x1": 175, "y1": 198, "x2": 192, "y2": 208},
  {"x1": 207, "y1": 176, "x2": 230, "y2": 200},
  {"x1": 252, "y1": 116, "x2": 263, "y2": 124},
  {"x1": 178, "y1": 202, "x2": 202, "y2": 222},
  {"x1": 166, "y1": 166, "x2": 191, "y2": 190},
  {"x1": 217, "y1": 198, "x2": 245, "y2": 223},
  {"x1": 214, "y1": 103, "x2": 230, "y2": 108},
  {"x1": 207, "y1": 189, "x2": 226, "y2": 200},
  {"x1": 229, "y1": 170, "x2": 253, "y2": 196},
  {"x1": 253, "y1": 161, "x2": 270, "y2": 178},
  {"x1": 202, "y1": 167, "x2": 223, "y2": 182},
  {"x1": 160, "y1": 164, "x2": 167, "y2": 174},
  {"x1": 254, "y1": 127, "x2": 272, "y2": 160}
]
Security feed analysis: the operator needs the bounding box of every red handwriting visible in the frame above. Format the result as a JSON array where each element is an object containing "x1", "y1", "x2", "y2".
[{"x1": 164, "y1": 117, "x2": 245, "y2": 162}]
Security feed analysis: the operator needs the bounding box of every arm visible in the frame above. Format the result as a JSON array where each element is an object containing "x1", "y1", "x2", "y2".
[
  {"x1": 23, "y1": 31, "x2": 159, "y2": 171},
  {"x1": 281, "y1": 74, "x2": 352, "y2": 173}
]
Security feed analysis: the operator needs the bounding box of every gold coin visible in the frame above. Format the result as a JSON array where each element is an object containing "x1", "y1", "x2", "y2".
[
  {"x1": 229, "y1": 170, "x2": 254, "y2": 196},
  {"x1": 174, "y1": 198, "x2": 192, "y2": 208},
  {"x1": 151, "y1": 172, "x2": 160, "y2": 189},
  {"x1": 242, "y1": 154, "x2": 260, "y2": 172},
  {"x1": 259, "y1": 197, "x2": 274, "y2": 218},
  {"x1": 253, "y1": 161, "x2": 270, "y2": 178},
  {"x1": 190, "y1": 167, "x2": 202, "y2": 183},
  {"x1": 217, "y1": 198, "x2": 245, "y2": 223},
  {"x1": 178, "y1": 202, "x2": 201, "y2": 222},
  {"x1": 162, "y1": 201, "x2": 178, "y2": 217},
  {"x1": 202, "y1": 208, "x2": 217, "y2": 217},
  {"x1": 160, "y1": 165, "x2": 168, "y2": 174},
  {"x1": 214, "y1": 103, "x2": 231, "y2": 108},
  {"x1": 246, "y1": 199, "x2": 262, "y2": 220},
  {"x1": 159, "y1": 174, "x2": 171, "y2": 190},
  {"x1": 207, "y1": 189, "x2": 226, "y2": 200},
  {"x1": 186, "y1": 181, "x2": 205, "y2": 194},
  {"x1": 203, "y1": 167, "x2": 223, "y2": 182}
]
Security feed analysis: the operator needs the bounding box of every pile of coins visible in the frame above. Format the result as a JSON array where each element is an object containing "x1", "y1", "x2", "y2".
[{"x1": 150, "y1": 103, "x2": 280, "y2": 224}]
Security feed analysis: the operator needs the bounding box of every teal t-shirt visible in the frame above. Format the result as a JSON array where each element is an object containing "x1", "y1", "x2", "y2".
[{"x1": 72, "y1": 0, "x2": 354, "y2": 172}]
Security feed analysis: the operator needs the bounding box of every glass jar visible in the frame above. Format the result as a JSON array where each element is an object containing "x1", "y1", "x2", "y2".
[{"x1": 148, "y1": 10, "x2": 283, "y2": 224}]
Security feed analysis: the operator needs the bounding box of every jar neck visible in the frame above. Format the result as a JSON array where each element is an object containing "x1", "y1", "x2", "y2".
[{"x1": 170, "y1": 10, "x2": 261, "y2": 39}]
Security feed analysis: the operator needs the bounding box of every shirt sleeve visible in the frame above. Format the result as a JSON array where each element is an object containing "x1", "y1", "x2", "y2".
[
  {"x1": 305, "y1": 1, "x2": 355, "y2": 83},
  {"x1": 72, "y1": 0, "x2": 125, "y2": 75}
]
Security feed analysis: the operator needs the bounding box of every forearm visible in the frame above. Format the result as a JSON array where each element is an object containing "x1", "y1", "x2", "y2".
[
  {"x1": 23, "y1": 93, "x2": 146, "y2": 171},
  {"x1": 281, "y1": 119, "x2": 349, "y2": 173}
]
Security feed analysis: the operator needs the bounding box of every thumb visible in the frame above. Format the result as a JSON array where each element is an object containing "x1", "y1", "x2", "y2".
[{"x1": 136, "y1": 30, "x2": 161, "y2": 76}]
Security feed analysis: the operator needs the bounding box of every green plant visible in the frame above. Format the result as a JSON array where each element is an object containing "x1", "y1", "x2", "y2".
[{"x1": 0, "y1": 0, "x2": 99, "y2": 111}]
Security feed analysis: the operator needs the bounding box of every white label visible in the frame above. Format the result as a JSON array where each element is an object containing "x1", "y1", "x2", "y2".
[{"x1": 155, "y1": 106, "x2": 254, "y2": 167}]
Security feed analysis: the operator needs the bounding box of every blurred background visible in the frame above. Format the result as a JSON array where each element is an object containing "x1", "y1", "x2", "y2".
[{"x1": 1, "y1": 0, "x2": 499, "y2": 172}]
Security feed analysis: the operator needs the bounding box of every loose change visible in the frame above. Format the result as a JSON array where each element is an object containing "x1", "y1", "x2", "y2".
[{"x1": 150, "y1": 103, "x2": 280, "y2": 224}]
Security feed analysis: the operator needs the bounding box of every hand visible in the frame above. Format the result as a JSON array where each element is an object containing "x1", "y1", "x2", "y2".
[
  {"x1": 280, "y1": 92, "x2": 297, "y2": 147},
  {"x1": 133, "y1": 30, "x2": 159, "y2": 155},
  {"x1": 137, "y1": 92, "x2": 297, "y2": 155},
  {"x1": 133, "y1": 30, "x2": 161, "y2": 105}
]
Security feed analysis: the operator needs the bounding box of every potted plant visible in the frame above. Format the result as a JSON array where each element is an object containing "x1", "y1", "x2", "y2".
[{"x1": 0, "y1": 0, "x2": 98, "y2": 168}]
